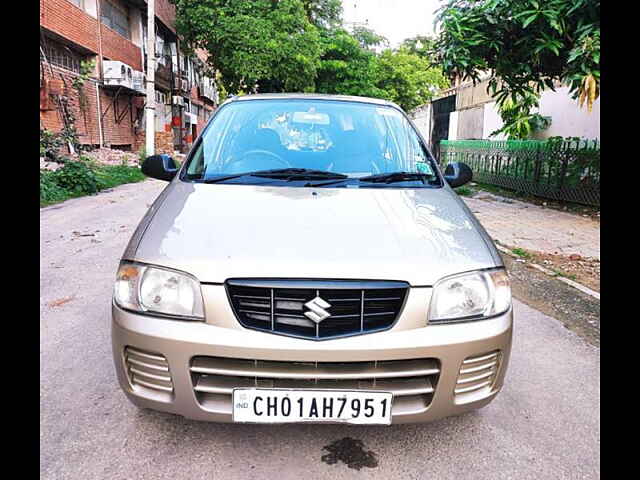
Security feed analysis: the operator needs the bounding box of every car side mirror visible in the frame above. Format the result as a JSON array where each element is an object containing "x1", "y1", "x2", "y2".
[
  {"x1": 444, "y1": 162, "x2": 473, "y2": 188},
  {"x1": 141, "y1": 154, "x2": 179, "y2": 181}
]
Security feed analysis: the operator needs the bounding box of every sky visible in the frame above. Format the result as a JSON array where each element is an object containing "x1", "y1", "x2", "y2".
[{"x1": 342, "y1": 0, "x2": 442, "y2": 47}]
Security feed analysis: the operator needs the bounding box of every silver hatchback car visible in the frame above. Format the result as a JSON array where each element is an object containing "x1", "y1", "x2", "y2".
[{"x1": 112, "y1": 94, "x2": 512, "y2": 425}]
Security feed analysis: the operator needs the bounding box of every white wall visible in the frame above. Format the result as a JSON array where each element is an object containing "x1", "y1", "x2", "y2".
[
  {"x1": 410, "y1": 104, "x2": 431, "y2": 144},
  {"x1": 448, "y1": 111, "x2": 459, "y2": 141},
  {"x1": 412, "y1": 82, "x2": 600, "y2": 144},
  {"x1": 537, "y1": 86, "x2": 600, "y2": 140},
  {"x1": 482, "y1": 102, "x2": 507, "y2": 140}
]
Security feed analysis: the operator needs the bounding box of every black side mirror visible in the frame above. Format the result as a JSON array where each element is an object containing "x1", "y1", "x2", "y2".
[
  {"x1": 444, "y1": 162, "x2": 473, "y2": 188},
  {"x1": 141, "y1": 154, "x2": 178, "y2": 181}
]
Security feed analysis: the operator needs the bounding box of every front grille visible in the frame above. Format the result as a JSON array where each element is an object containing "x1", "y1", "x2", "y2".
[
  {"x1": 190, "y1": 356, "x2": 440, "y2": 417},
  {"x1": 226, "y1": 279, "x2": 409, "y2": 340},
  {"x1": 125, "y1": 347, "x2": 173, "y2": 395},
  {"x1": 455, "y1": 350, "x2": 500, "y2": 399}
]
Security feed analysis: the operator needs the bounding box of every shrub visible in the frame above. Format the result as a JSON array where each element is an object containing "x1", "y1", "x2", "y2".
[
  {"x1": 54, "y1": 161, "x2": 98, "y2": 195},
  {"x1": 40, "y1": 128, "x2": 65, "y2": 161},
  {"x1": 40, "y1": 171, "x2": 67, "y2": 205}
]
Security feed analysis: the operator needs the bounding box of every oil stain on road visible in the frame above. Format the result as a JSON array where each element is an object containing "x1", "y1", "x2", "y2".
[{"x1": 321, "y1": 437, "x2": 378, "y2": 470}]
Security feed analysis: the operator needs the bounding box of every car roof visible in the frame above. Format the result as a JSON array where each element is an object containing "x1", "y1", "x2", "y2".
[{"x1": 227, "y1": 93, "x2": 402, "y2": 110}]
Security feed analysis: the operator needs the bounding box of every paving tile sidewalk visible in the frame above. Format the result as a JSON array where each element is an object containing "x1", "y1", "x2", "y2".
[{"x1": 463, "y1": 194, "x2": 600, "y2": 260}]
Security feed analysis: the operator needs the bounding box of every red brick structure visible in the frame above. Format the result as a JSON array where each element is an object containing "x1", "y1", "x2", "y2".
[{"x1": 40, "y1": 0, "x2": 218, "y2": 154}]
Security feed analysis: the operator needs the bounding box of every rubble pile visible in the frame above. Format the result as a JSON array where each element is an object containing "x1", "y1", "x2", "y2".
[
  {"x1": 40, "y1": 158, "x2": 63, "y2": 171},
  {"x1": 79, "y1": 148, "x2": 140, "y2": 167}
]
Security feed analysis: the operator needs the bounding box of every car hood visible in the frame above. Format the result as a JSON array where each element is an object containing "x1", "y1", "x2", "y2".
[{"x1": 130, "y1": 182, "x2": 500, "y2": 286}]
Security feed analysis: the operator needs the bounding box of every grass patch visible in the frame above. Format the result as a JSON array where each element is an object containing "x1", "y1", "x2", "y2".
[
  {"x1": 454, "y1": 186, "x2": 474, "y2": 197},
  {"x1": 511, "y1": 247, "x2": 532, "y2": 259},
  {"x1": 94, "y1": 164, "x2": 146, "y2": 190},
  {"x1": 552, "y1": 269, "x2": 577, "y2": 281},
  {"x1": 41, "y1": 160, "x2": 146, "y2": 207}
]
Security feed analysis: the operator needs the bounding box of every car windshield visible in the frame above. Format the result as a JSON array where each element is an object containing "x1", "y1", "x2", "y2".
[{"x1": 183, "y1": 98, "x2": 442, "y2": 188}]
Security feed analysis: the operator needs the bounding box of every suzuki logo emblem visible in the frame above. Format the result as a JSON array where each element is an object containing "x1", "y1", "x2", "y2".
[{"x1": 304, "y1": 296, "x2": 332, "y2": 323}]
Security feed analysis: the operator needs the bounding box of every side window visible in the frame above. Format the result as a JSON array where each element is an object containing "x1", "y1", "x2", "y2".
[
  {"x1": 101, "y1": 1, "x2": 130, "y2": 39},
  {"x1": 187, "y1": 143, "x2": 205, "y2": 177}
]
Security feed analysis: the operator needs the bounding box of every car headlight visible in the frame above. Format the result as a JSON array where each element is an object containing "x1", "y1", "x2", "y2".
[
  {"x1": 429, "y1": 269, "x2": 511, "y2": 324},
  {"x1": 113, "y1": 262, "x2": 205, "y2": 320}
]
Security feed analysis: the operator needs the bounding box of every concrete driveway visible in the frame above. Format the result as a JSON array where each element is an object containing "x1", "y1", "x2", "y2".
[{"x1": 40, "y1": 180, "x2": 600, "y2": 479}]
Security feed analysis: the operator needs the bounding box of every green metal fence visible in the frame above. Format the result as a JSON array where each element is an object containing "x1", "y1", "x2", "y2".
[{"x1": 439, "y1": 139, "x2": 600, "y2": 206}]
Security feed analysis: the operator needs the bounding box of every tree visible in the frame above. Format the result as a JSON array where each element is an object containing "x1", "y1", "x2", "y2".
[
  {"x1": 435, "y1": 0, "x2": 600, "y2": 112},
  {"x1": 400, "y1": 35, "x2": 436, "y2": 58},
  {"x1": 315, "y1": 29, "x2": 385, "y2": 98},
  {"x1": 301, "y1": 0, "x2": 343, "y2": 29},
  {"x1": 351, "y1": 26, "x2": 389, "y2": 51},
  {"x1": 375, "y1": 48, "x2": 449, "y2": 111},
  {"x1": 172, "y1": 0, "x2": 321, "y2": 93}
]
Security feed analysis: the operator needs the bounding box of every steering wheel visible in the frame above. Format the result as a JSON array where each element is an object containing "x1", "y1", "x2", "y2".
[{"x1": 224, "y1": 150, "x2": 290, "y2": 173}]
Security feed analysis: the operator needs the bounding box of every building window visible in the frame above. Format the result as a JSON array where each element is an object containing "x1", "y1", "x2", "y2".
[
  {"x1": 101, "y1": 0, "x2": 130, "y2": 39},
  {"x1": 41, "y1": 39, "x2": 82, "y2": 73},
  {"x1": 68, "y1": 0, "x2": 84, "y2": 8}
]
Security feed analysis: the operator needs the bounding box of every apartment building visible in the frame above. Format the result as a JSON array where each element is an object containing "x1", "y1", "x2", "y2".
[{"x1": 40, "y1": 0, "x2": 219, "y2": 155}]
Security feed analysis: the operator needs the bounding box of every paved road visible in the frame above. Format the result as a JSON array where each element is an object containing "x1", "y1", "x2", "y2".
[{"x1": 41, "y1": 180, "x2": 600, "y2": 479}]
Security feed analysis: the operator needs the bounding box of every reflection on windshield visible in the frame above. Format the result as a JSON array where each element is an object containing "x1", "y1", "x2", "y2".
[{"x1": 184, "y1": 99, "x2": 441, "y2": 188}]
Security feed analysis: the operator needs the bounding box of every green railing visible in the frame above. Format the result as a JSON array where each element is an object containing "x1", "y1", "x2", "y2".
[{"x1": 440, "y1": 138, "x2": 600, "y2": 206}]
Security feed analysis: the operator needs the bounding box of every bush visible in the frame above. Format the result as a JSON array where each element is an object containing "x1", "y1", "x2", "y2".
[
  {"x1": 54, "y1": 161, "x2": 98, "y2": 195},
  {"x1": 40, "y1": 161, "x2": 147, "y2": 207},
  {"x1": 40, "y1": 171, "x2": 68, "y2": 205},
  {"x1": 40, "y1": 128, "x2": 65, "y2": 161}
]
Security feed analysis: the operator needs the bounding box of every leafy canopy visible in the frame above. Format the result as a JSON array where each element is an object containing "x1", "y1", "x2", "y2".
[
  {"x1": 301, "y1": 0, "x2": 342, "y2": 29},
  {"x1": 435, "y1": 0, "x2": 600, "y2": 111},
  {"x1": 374, "y1": 48, "x2": 449, "y2": 112},
  {"x1": 171, "y1": 0, "x2": 449, "y2": 111},
  {"x1": 172, "y1": 0, "x2": 321, "y2": 93},
  {"x1": 400, "y1": 35, "x2": 436, "y2": 58},
  {"x1": 315, "y1": 29, "x2": 385, "y2": 98}
]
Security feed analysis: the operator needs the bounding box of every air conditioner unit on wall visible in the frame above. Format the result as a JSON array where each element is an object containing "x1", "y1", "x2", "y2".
[
  {"x1": 172, "y1": 96, "x2": 185, "y2": 107},
  {"x1": 180, "y1": 79, "x2": 189, "y2": 92},
  {"x1": 103, "y1": 60, "x2": 133, "y2": 90}
]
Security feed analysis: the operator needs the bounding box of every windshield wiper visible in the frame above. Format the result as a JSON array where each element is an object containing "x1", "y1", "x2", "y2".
[
  {"x1": 358, "y1": 171, "x2": 433, "y2": 184},
  {"x1": 202, "y1": 168, "x2": 348, "y2": 184},
  {"x1": 252, "y1": 168, "x2": 348, "y2": 180}
]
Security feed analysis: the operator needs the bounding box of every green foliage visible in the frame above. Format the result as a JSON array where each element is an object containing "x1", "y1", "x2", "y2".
[
  {"x1": 511, "y1": 247, "x2": 532, "y2": 259},
  {"x1": 54, "y1": 161, "x2": 99, "y2": 195},
  {"x1": 40, "y1": 128, "x2": 65, "y2": 160},
  {"x1": 400, "y1": 35, "x2": 436, "y2": 58},
  {"x1": 172, "y1": 0, "x2": 322, "y2": 94},
  {"x1": 40, "y1": 161, "x2": 146, "y2": 207},
  {"x1": 435, "y1": 0, "x2": 600, "y2": 111},
  {"x1": 374, "y1": 48, "x2": 449, "y2": 111},
  {"x1": 72, "y1": 59, "x2": 96, "y2": 114},
  {"x1": 351, "y1": 26, "x2": 388, "y2": 50},
  {"x1": 454, "y1": 185, "x2": 474, "y2": 197},
  {"x1": 94, "y1": 164, "x2": 146, "y2": 190},
  {"x1": 172, "y1": 1, "x2": 448, "y2": 111},
  {"x1": 490, "y1": 90, "x2": 551, "y2": 139},
  {"x1": 315, "y1": 29, "x2": 385, "y2": 98},
  {"x1": 137, "y1": 146, "x2": 147, "y2": 165},
  {"x1": 315, "y1": 31, "x2": 448, "y2": 111},
  {"x1": 40, "y1": 171, "x2": 68, "y2": 205},
  {"x1": 301, "y1": 0, "x2": 342, "y2": 29}
]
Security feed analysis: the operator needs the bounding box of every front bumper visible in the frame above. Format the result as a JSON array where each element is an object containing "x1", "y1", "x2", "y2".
[{"x1": 111, "y1": 286, "x2": 512, "y2": 424}]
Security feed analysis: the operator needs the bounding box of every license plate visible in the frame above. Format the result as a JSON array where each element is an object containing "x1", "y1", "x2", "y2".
[{"x1": 232, "y1": 388, "x2": 393, "y2": 425}]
